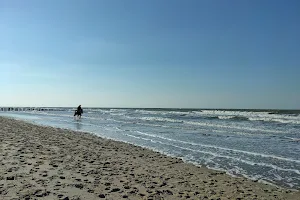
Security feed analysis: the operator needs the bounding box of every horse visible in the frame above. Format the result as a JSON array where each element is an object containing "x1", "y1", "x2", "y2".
[{"x1": 74, "y1": 110, "x2": 82, "y2": 119}]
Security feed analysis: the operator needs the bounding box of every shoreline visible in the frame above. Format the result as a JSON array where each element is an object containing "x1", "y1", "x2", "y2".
[{"x1": 0, "y1": 116, "x2": 299, "y2": 199}]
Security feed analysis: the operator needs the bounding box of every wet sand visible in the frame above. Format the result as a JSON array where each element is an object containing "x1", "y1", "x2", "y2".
[{"x1": 0, "y1": 117, "x2": 299, "y2": 199}]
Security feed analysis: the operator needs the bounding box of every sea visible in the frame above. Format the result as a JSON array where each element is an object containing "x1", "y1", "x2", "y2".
[{"x1": 1, "y1": 107, "x2": 299, "y2": 190}]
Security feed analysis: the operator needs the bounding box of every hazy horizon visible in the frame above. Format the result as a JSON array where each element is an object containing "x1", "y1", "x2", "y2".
[
  {"x1": 1, "y1": 0, "x2": 300, "y2": 109},
  {"x1": 1, "y1": 106, "x2": 300, "y2": 111}
]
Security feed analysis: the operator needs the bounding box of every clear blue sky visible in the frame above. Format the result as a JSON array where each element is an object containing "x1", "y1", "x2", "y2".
[{"x1": 1, "y1": 0, "x2": 299, "y2": 109}]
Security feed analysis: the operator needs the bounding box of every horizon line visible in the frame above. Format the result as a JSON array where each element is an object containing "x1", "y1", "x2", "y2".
[{"x1": 0, "y1": 106, "x2": 299, "y2": 111}]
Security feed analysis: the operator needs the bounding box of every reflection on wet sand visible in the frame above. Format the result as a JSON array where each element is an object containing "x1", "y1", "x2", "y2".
[{"x1": 74, "y1": 121, "x2": 82, "y2": 130}]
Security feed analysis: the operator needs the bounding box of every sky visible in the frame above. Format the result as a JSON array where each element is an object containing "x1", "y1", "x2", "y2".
[{"x1": 0, "y1": 0, "x2": 299, "y2": 109}]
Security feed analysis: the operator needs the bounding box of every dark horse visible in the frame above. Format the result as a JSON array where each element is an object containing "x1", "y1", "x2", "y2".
[{"x1": 74, "y1": 105, "x2": 83, "y2": 119}]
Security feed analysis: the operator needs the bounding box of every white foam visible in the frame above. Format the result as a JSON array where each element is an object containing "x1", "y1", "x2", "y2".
[
  {"x1": 140, "y1": 116, "x2": 183, "y2": 123},
  {"x1": 218, "y1": 116, "x2": 236, "y2": 120},
  {"x1": 126, "y1": 115, "x2": 285, "y2": 134},
  {"x1": 184, "y1": 120, "x2": 285, "y2": 134},
  {"x1": 249, "y1": 117, "x2": 300, "y2": 124},
  {"x1": 124, "y1": 133, "x2": 300, "y2": 175},
  {"x1": 199, "y1": 110, "x2": 300, "y2": 125},
  {"x1": 132, "y1": 130, "x2": 300, "y2": 164}
]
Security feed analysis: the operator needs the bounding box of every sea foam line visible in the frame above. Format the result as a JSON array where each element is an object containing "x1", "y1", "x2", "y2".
[
  {"x1": 131, "y1": 130, "x2": 300, "y2": 164},
  {"x1": 124, "y1": 133, "x2": 300, "y2": 175}
]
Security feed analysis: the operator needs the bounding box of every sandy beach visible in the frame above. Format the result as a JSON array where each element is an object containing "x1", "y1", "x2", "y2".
[{"x1": 0, "y1": 117, "x2": 299, "y2": 200}]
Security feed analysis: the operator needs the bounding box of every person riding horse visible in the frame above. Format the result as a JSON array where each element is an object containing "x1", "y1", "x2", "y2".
[{"x1": 74, "y1": 105, "x2": 83, "y2": 118}]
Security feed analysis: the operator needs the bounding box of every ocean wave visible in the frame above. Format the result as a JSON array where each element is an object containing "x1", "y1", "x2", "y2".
[
  {"x1": 7, "y1": 109, "x2": 290, "y2": 134},
  {"x1": 249, "y1": 117, "x2": 300, "y2": 124},
  {"x1": 140, "y1": 116, "x2": 184, "y2": 123},
  {"x1": 124, "y1": 133, "x2": 300, "y2": 175},
  {"x1": 110, "y1": 108, "x2": 128, "y2": 112},
  {"x1": 133, "y1": 109, "x2": 194, "y2": 117},
  {"x1": 184, "y1": 121, "x2": 285, "y2": 134},
  {"x1": 134, "y1": 109, "x2": 164, "y2": 115},
  {"x1": 199, "y1": 110, "x2": 300, "y2": 125},
  {"x1": 117, "y1": 115, "x2": 286, "y2": 134},
  {"x1": 217, "y1": 116, "x2": 248, "y2": 121},
  {"x1": 110, "y1": 113, "x2": 126, "y2": 116},
  {"x1": 104, "y1": 109, "x2": 300, "y2": 125},
  {"x1": 130, "y1": 130, "x2": 300, "y2": 164},
  {"x1": 5, "y1": 108, "x2": 300, "y2": 125}
]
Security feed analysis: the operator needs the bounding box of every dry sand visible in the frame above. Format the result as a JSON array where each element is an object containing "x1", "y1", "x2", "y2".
[{"x1": 0, "y1": 117, "x2": 299, "y2": 200}]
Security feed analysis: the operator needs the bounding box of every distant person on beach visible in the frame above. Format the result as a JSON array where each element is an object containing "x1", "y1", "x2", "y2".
[{"x1": 74, "y1": 105, "x2": 83, "y2": 118}]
